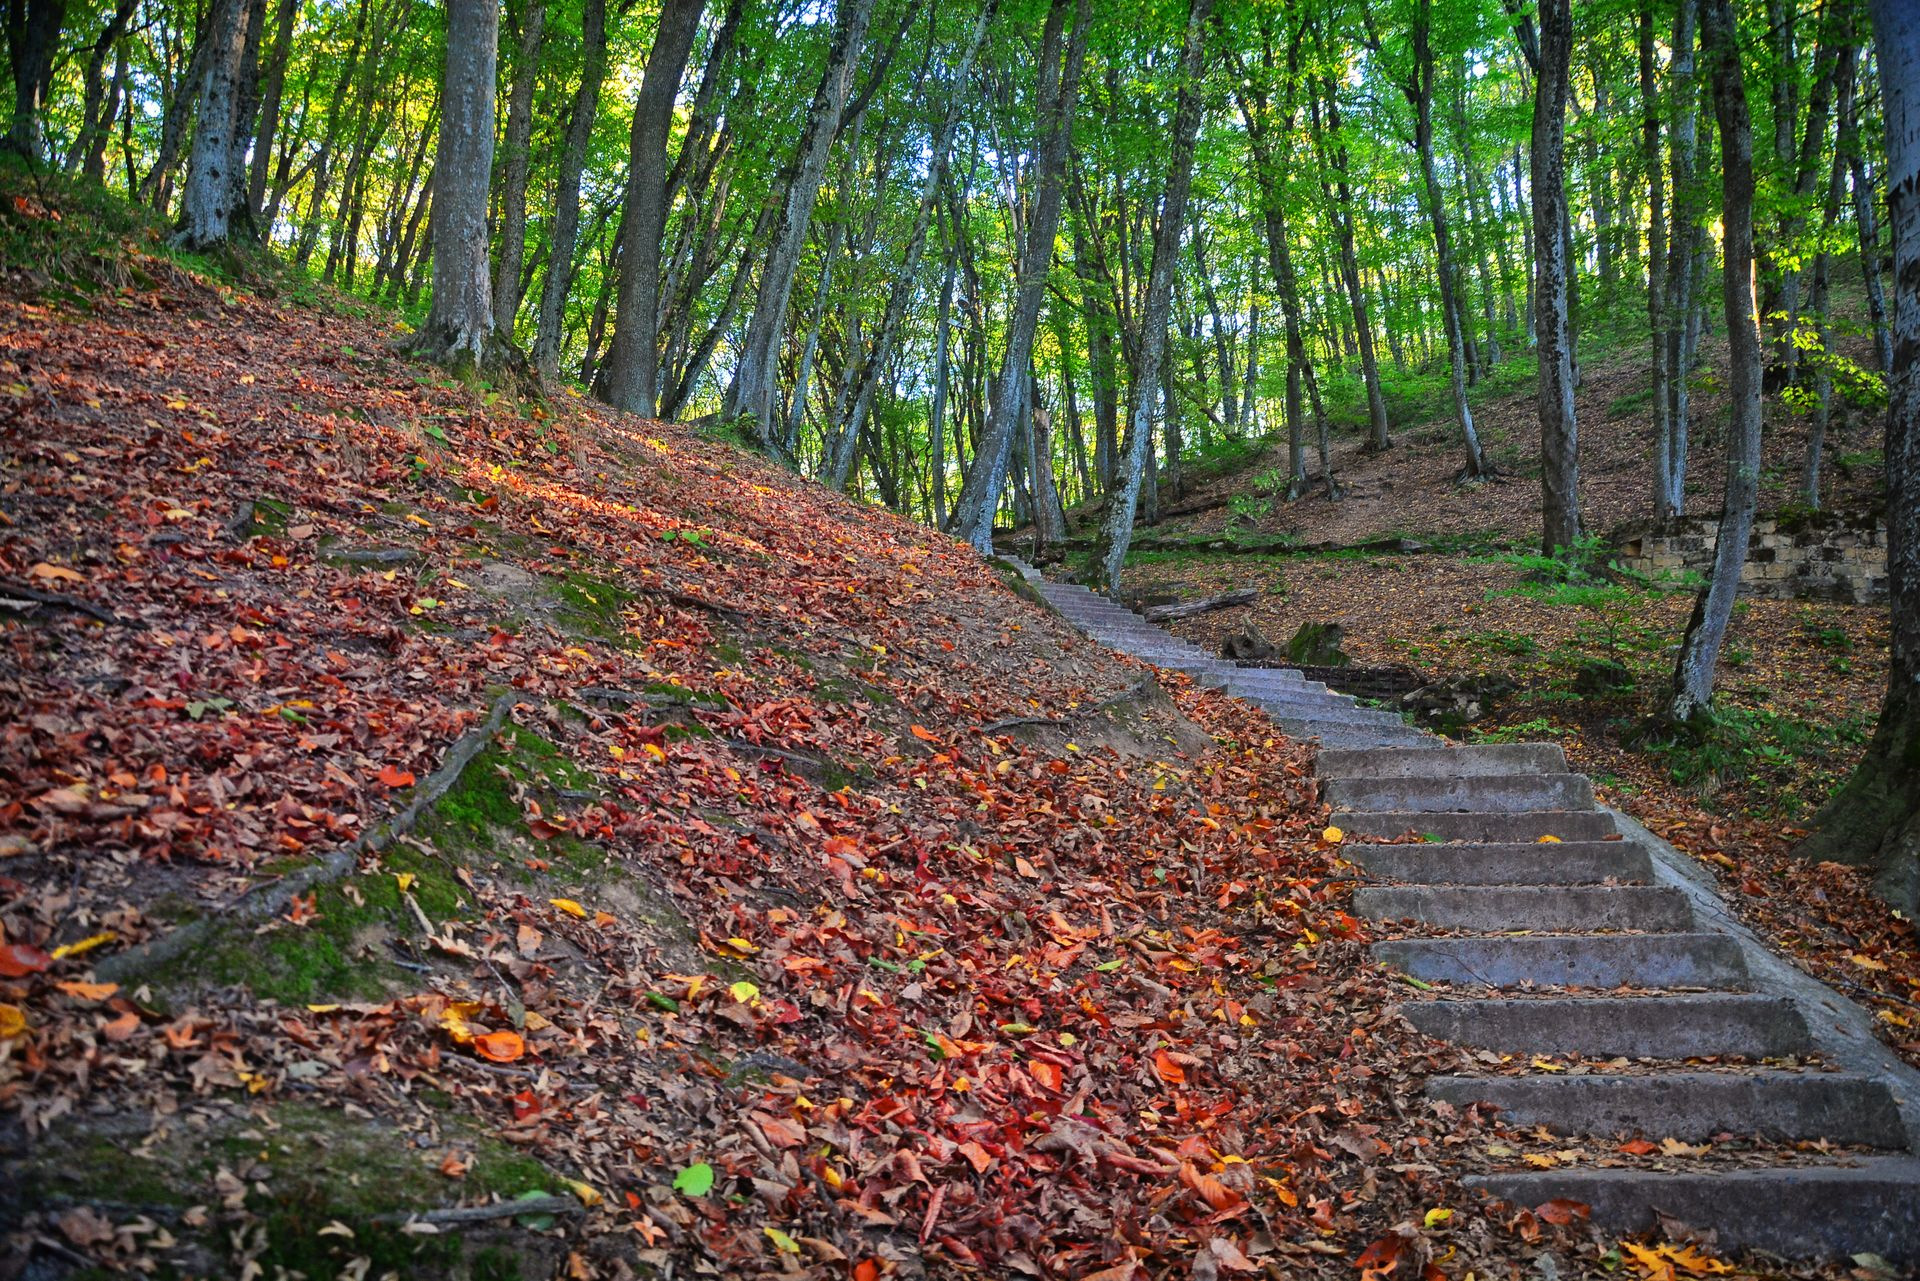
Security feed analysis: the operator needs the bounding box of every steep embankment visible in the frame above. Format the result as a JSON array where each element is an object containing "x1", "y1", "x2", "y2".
[{"x1": 0, "y1": 184, "x2": 1608, "y2": 1278}]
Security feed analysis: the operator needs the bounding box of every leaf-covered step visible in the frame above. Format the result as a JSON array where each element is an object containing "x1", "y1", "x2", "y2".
[
  {"x1": 1374, "y1": 932, "x2": 1749, "y2": 989},
  {"x1": 1401, "y1": 993, "x2": 1811, "y2": 1058}
]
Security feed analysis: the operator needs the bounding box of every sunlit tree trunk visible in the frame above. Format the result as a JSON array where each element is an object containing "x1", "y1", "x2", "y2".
[
  {"x1": 416, "y1": 0, "x2": 500, "y2": 371},
  {"x1": 531, "y1": 0, "x2": 606, "y2": 383},
  {"x1": 1534, "y1": 0, "x2": 1580, "y2": 554},
  {"x1": 175, "y1": 0, "x2": 252, "y2": 249},
  {"x1": 1669, "y1": 0, "x2": 1760, "y2": 724},
  {"x1": 1316, "y1": 75, "x2": 1393, "y2": 451},
  {"x1": 491, "y1": 0, "x2": 546, "y2": 333},
  {"x1": 1099, "y1": 0, "x2": 1214, "y2": 592},
  {"x1": 721, "y1": 0, "x2": 876, "y2": 442},
  {"x1": 951, "y1": 0, "x2": 1089, "y2": 551}
]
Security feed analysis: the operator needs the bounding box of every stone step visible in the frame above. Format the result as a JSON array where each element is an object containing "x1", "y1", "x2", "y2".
[
  {"x1": 1324, "y1": 773, "x2": 1595, "y2": 815},
  {"x1": 1428, "y1": 1071, "x2": 1908, "y2": 1147},
  {"x1": 1317, "y1": 743, "x2": 1569, "y2": 779},
  {"x1": 1257, "y1": 697, "x2": 1396, "y2": 723},
  {"x1": 1349, "y1": 840, "x2": 1652, "y2": 885},
  {"x1": 1374, "y1": 932, "x2": 1750, "y2": 989},
  {"x1": 1355, "y1": 885, "x2": 1694, "y2": 932},
  {"x1": 1402, "y1": 993, "x2": 1811, "y2": 1058},
  {"x1": 1290, "y1": 726, "x2": 1433, "y2": 751},
  {"x1": 1464, "y1": 1160, "x2": 1920, "y2": 1263},
  {"x1": 1275, "y1": 715, "x2": 1412, "y2": 743},
  {"x1": 1334, "y1": 810, "x2": 1621, "y2": 843}
]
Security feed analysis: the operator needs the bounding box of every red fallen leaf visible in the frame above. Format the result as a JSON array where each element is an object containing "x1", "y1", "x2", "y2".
[
  {"x1": 527, "y1": 818, "x2": 564, "y2": 840},
  {"x1": 285, "y1": 893, "x2": 319, "y2": 925},
  {"x1": 375, "y1": 764, "x2": 415, "y2": 788},
  {"x1": 1152, "y1": 1047, "x2": 1186, "y2": 1084},
  {"x1": 754, "y1": 1113, "x2": 806, "y2": 1149},
  {"x1": 1534, "y1": 1198, "x2": 1590, "y2": 1225},
  {"x1": 0, "y1": 942, "x2": 51, "y2": 977},
  {"x1": 510, "y1": 1089, "x2": 542, "y2": 1120},
  {"x1": 1354, "y1": 1233, "x2": 1406, "y2": 1280},
  {"x1": 1616, "y1": 1138, "x2": 1658, "y2": 1156},
  {"x1": 1179, "y1": 1161, "x2": 1246, "y2": 1214},
  {"x1": 473, "y1": 1029, "x2": 525, "y2": 1062},
  {"x1": 853, "y1": 1261, "x2": 881, "y2": 1281},
  {"x1": 1029, "y1": 1059, "x2": 1063, "y2": 1092}
]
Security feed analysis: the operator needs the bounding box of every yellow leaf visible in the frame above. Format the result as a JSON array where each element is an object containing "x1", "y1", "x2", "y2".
[
  {"x1": 1424, "y1": 1207, "x2": 1453, "y2": 1229},
  {"x1": 405, "y1": 514, "x2": 433, "y2": 527},
  {"x1": 722, "y1": 936, "x2": 759, "y2": 955},
  {"x1": 1522, "y1": 1153, "x2": 1558, "y2": 1168},
  {"x1": 550, "y1": 898, "x2": 588, "y2": 918},
  {"x1": 728, "y1": 980, "x2": 760, "y2": 1004},
  {"x1": 395, "y1": 872, "x2": 416, "y2": 893},
  {"x1": 1848, "y1": 953, "x2": 1889, "y2": 971},
  {"x1": 1537, "y1": 835, "x2": 1562, "y2": 844},
  {"x1": 763, "y1": 1226, "x2": 801, "y2": 1254},
  {"x1": 1530, "y1": 1057, "x2": 1565, "y2": 1072},
  {"x1": 563, "y1": 1178, "x2": 603, "y2": 1207},
  {"x1": 1322, "y1": 826, "x2": 1344, "y2": 844},
  {"x1": 50, "y1": 931, "x2": 115, "y2": 960},
  {"x1": 0, "y1": 1004, "x2": 26, "y2": 1039}
]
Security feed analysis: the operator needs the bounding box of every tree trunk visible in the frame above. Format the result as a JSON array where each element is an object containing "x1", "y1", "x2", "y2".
[
  {"x1": 5, "y1": 0, "x2": 67, "y2": 160},
  {"x1": 1839, "y1": 33, "x2": 1895, "y2": 377},
  {"x1": 174, "y1": 0, "x2": 252, "y2": 249},
  {"x1": 930, "y1": 248, "x2": 956, "y2": 529},
  {"x1": 531, "y1": 0, "x2": 606, "y2": 383},
  {"x1": 66, "y1": 0, "x2": 136, "y2": 176},
  {"x1": 950, "y1": 0, "x2": 1089, "y2": 551},
  {"x1": 1315, "y1": 76, "x2": 1392, "y2": 451},
  {"x1": 492, "y1": 0, "x2": 547, "y2": 333},
  {"x1": 1669, "y1": 0, "x2": 1761, "y2": 724},
  {"x1": 1797, "y1": 0, "x2": 1920, "y2": 914},
  {"x1": 721, "y1": 0, "x2": 878, "y2": 441},
  {"x1": 1534, "y1": 0, "x2": 1580, "y2": 554},
  {"x1": 1657, "y1": 0, "x2": 1702, "y2": 521},
  {"x1": 416, "y1": 0, "x2": 501, "y2": 371},
  {"x1": 603, "y1": 0, "x2": 710, "y2": 417},
  {"x1": 1642, "y1": 0, "x2": 1674, "y2": 525},
  {"x1": 245, "y1": 0, "x2": 299, "y2": 218},
  {"x1": 1098, "y1": 0, "x2": 1214, "y2": 593}
]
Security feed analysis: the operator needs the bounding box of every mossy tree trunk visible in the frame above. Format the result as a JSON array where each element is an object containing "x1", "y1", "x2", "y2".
[{"x1": 1799, "y1": 0, "x2": 1920, "y2": 913}]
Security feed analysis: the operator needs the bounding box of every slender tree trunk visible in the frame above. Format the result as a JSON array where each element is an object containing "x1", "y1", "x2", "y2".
[
  {"x1": 720, "y1": 0, "x2": 877, "y2": 440},
  {"x1": 603, "y1": 0, "x2": 710, "y2": 416},
  {"x1": 950, "y1": 0, "x2": 1089, "y2": 550},
  {"x1": 66, "y1": 0, "x2": 136, "y2": 175},
  {"x1": 492, "y1": 0, "x2": 547, "y2": 332},
  {"x1": 1642, "y1": 0, "x2": 1674, "y2": 524},
  {"x1": 5, "y1": 0, "x2": 67, "y2": 160},
  {"x1": 1658, "y1": 0, "x2": 1702, "y2": 521},
  {"x1": 175, "y1": 0, "x2": 252, "y2": 249},
  {"x1": 532, "y1": 0, "x2": 607, "y2": 382},
  {"x1": 1669, "y1": 0, "x2": 1761, "y2": 724},
  {"x1": 246, "y1": 0, "x2": 299, "y2": 218},
  {"x1": 930, "y1": 249, "x2": 956, "y2": 529},
  {"x1": 1099, "y1": 0, "x2": 1214, "y2": 592},
  {"x1": 416, "y1": 0, "x2": 501, "y2": 371},
  {"x1": 1534, "y1": 0, "x2": 1580, "y2": 554},
  {"x1": 1317, "y1": 77, "x2": 1392, "y2": 451},
  {"x1": 1796, "y1": 0, "x2": 1920, "y2": 912},
  {"x1": 1840, "y1": 37, "x2": 1895, "y2": 377}
]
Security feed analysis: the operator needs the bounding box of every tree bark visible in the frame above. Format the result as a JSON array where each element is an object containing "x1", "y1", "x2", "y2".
[
  {"x1": 602, "y1": 0, "x2": 709, "y2": 416},
  {"x1": 1533, "y1": 0, "x2": 1580, "y2": 554},
  {"x1": 1798, "y1": 0, "x2": 1920, "y2": 914},
  {"x1": 1658, "y1": 0, "x2": 1702, "y2": 522},
  {"x1": 531, "y1": 0, "x2": 607, "y2": 382},
  {"x1": 1641, "y1": 0, "x2": 1674, "y2": 525},
  {"x1": 950, "y1": 0, "x2": 1089, "y2": 551},
  {"x1": 416, "y1": 0, "x2": 501, "y2": 371},
  {"x1": 1669, "y1": 0, "x2": 1761, "y2": 724},
  {"x1": 5, "y1": 0, "x2": 67, "y2": 160},
  {"x1": 174, "y1": 0, "x2": 253, "y2": 249},
  {"x1": 1839, "y1": 30, "x2": 1895, "y2": 377},
  {"x1": 492, "y1": 0, "x2": 547, "y2": 332},
  {"x1": 1099, "y1": 0, "x2": 1214, "y2": 593},
  {"x1": 721, "y1": 0, "x2": 878, "y2": 440},
  {"x1": 66, "y1": 0, "x2": 136, "y2": 176}
]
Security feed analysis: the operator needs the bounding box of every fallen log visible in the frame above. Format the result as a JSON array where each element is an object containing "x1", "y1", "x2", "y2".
[{"x1": 1143, "y1": 589, "x2": 1259, "y2": 622}]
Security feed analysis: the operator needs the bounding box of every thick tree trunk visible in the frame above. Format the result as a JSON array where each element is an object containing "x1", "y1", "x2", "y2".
[
  {"x1": 1798, "y1": 0, "x2": 1920, "y2": 914},
  {"x1": 416, "y1": 0, "x2": 501, "y2": 371},
  {"x1": 174, "y1": 0, "x2": 252, "y2": 249},
  {"x1": 532, "y1": 0, "x2": 607, "y2": 383},
  {"x1": 1099, "y1": 0, "x2": 1214, "y2": 593},
  {"x1": 492, "y1": 0, "x2": 547, "y2": 332},
  {"x1": 950, "y1": 0, "x2": 1088, "y2": 551},
  {"x1": 5, "y1": 0, "x2": 67, "y2": 160},
  {"x1": 1533, "y1": 0, "x2": 1580, "y2": 554},
  {"x1": 1669, "y1": 0, "x2": 1761, "y2": 724},
  {"x1": 720, "y1": 0, "x2": 877, "y2": 440},
  {"x1": 604, "y1": 0, "x2": 710, "y2": 417}
]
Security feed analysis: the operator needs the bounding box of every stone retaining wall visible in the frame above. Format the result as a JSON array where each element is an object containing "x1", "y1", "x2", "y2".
[{"x1": 1611, "y1": 509, "x2": 1888, "y2": 604}]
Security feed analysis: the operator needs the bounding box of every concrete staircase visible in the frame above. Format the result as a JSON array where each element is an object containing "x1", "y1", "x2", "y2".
[{"x1": 1017, "y1": 562, "x2": 1920, "y2": 1263}]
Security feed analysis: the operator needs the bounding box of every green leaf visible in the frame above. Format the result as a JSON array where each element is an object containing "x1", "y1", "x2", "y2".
[
  {"x1": 764, "y1": 1226, "x2": 801, "y2": 1254},
  {"x1": 673, "y1": 1162, "x2": 715, "y2": 1197},
  {"x1": 1094, "y1": 958, "x2": 1124, "y2": 972},
  {"x1": 646, "y1": 992, "x2": 679, "y2": 1012}
]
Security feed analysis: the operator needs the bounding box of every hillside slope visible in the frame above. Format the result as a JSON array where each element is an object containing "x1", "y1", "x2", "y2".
[{"x1": 0, "y1": 182, "x2": 1599, "y2": 1279}]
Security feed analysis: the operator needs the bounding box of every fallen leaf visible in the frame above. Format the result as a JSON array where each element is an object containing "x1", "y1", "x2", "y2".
[{"x1": 473, "y1": 1030, "x2": 525, "y2": 1063}]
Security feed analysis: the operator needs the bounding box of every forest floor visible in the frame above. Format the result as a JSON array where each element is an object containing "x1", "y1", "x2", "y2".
[
  {"x1": 1041, "y1": 316, "x2": 1919, "y2": 1080},
  {"x1": 0, "y1": 169, "x2": 1715, "y2": 1280}
]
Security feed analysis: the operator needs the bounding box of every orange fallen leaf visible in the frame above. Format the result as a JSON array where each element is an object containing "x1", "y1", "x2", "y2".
[
  {"x1": 473, "y1": 1029, "x2": 526, "y2": 1062},
  {"x1": 1029, "y1": 1059, "x2": 1063, "y2": 1092},
  {"x1": 910, "y1": 724, "x2": 938, "y2": 742},
  {"x1": 28, "y1": 561, "x2": 85, "y2": 584},
  {"x1": 376, "y1": 764, "x2": 416, "y2": 788},
  {"x1": 1152, "y1": 1047, "x2": 1186, "y2": 1084},
  {"x1": 1616, "y1": 1138, "x2": 1658, "y2": 1156},
  {"x1": 55, "y1": 981, "x2": 118, "y2": 1002}
]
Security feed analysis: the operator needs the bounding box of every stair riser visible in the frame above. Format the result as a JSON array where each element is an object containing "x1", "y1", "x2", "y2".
[
  {"x1": 1324, "y1": 774, "x2": 1595, "y2": 815},
  {"x1": 1465, "y1": 1165, "x2": 1920, "y2": 1263},
  {"x1": 1402, "y1": 996, "x2": 1812, "y2": 1058},
  {"x1": 1429, "y1": 1074, "x2": 1908, "y2": 1147},
  {"x1": 1356, "y1": 886, "x2": 1693, "y2": 933},
  {"x1": 1334, "y1": 811, "x2": 1620, "y2": 843},
  {"x1": 1350, "y1": 842, "x2": 1651, "y2": 885},
  {"x1": 1374, "y1": 934, "x2": 1750, "y2": 989},
  {"x1": 1318, "y1": 743, "x2": 1569, "y2": 779}
]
